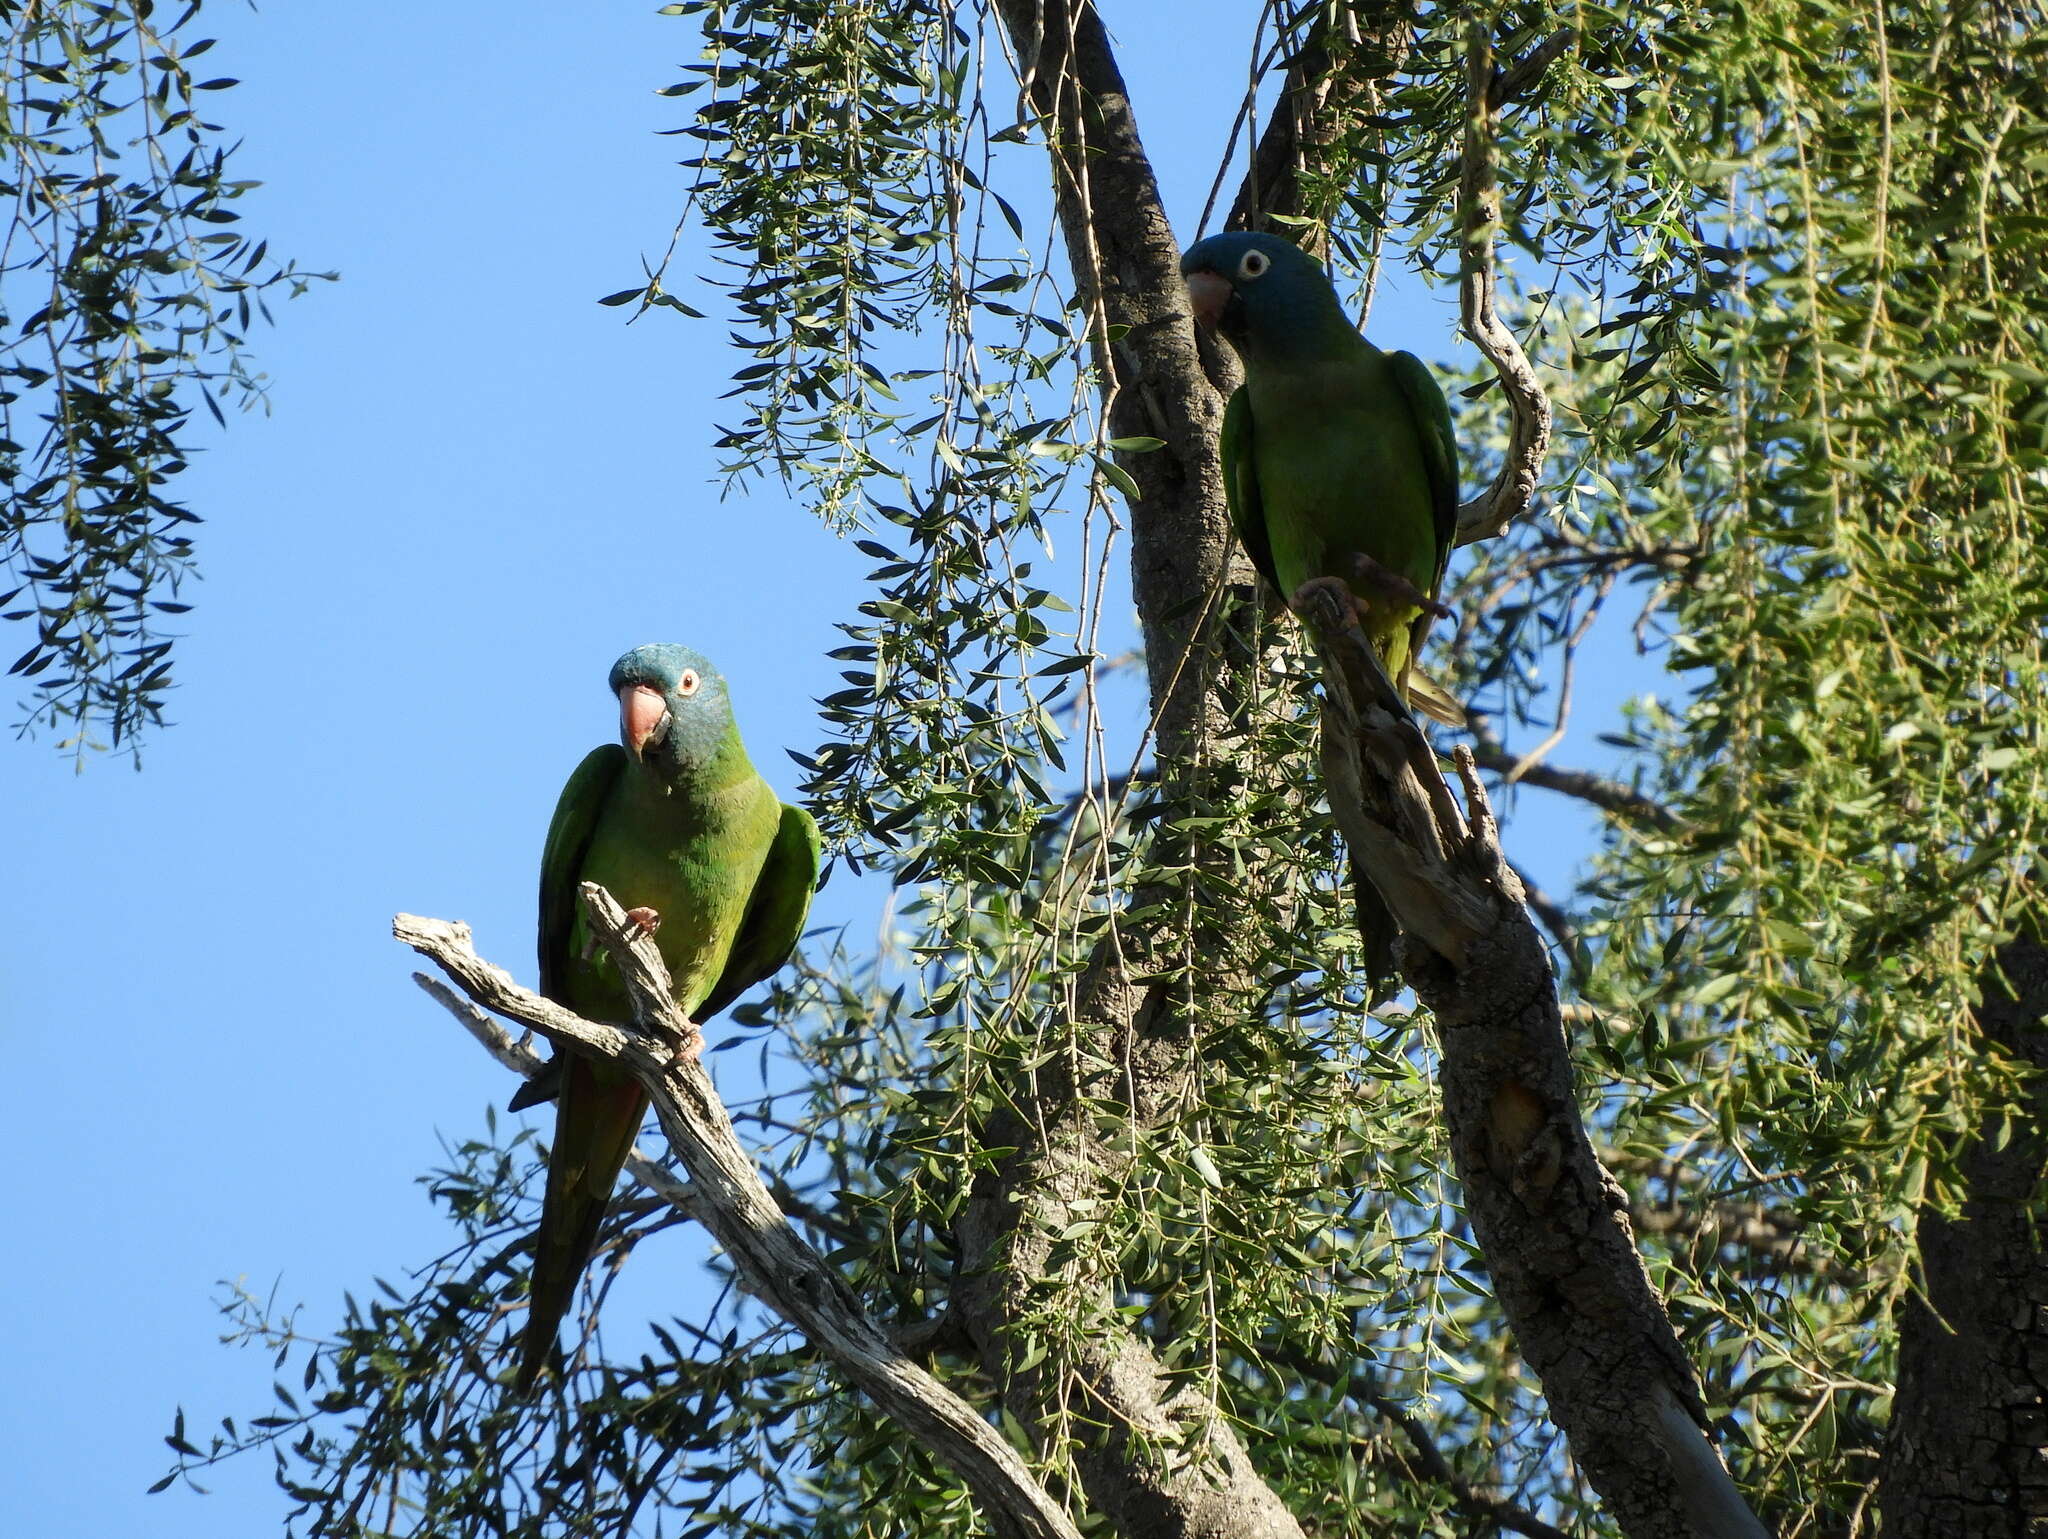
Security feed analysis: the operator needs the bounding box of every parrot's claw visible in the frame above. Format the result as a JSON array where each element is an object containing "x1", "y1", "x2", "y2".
[
  {"x1": 1344, "y1": 552, "x2": 1452, "y2": 620},
  {"x1": 676, "y1": 1025, "x2": 706, "y2": 1066},
  {"x1": 624, "y1": 906, "x2": 662, "y2": 939},
  {"x1": 1291, "y1": 575, "x2": 1410, "y2": 715},
  {"x1": 1289, "y1": 575, "x2": 1360, "y2": 634}
]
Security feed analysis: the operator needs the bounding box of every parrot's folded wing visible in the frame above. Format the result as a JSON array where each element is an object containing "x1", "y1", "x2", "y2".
[{"x1": 694, "y1": 801, "x2": 823, "y2": 1024}]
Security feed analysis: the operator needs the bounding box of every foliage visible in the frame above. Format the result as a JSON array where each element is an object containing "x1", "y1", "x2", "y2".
[
  {"x1": 0, "y1": 0, "x2": 321, "y2": 761},
  {"x1": 1440, "y1": 0, "x2": 2048, "y2": 1523},
  {"x1": 162, "y1": 1, "x2": 2048, "y2": 1536}
]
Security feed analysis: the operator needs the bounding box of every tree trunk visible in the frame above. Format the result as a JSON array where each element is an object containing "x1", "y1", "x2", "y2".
[{"x1": 1881, "y1": 932, "x2": 2048, "y2": 1532}]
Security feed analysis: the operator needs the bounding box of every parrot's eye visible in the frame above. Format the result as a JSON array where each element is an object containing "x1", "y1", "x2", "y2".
[
  {"x1": 676, "y1": 669, "x2": 701, "y2": 697},
  {"x1": 1238, "y1": 248, "x2": 1270, "y2": 280}
]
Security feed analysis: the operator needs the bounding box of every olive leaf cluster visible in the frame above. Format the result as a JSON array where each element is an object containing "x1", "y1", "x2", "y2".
[
  {"x1": 0, "y1": 0, "x2": 322, "y2": 760},
  {"x1": 1424, "y1": 0, "x2": 2048, "y2": 1524}
]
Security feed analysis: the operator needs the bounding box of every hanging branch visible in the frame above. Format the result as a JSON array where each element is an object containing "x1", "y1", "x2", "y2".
[
  {"x1": 1455, "y1": 16, "x2": 1556, "y2": 544},
  {"x1": 393, "y1": 889, "x2": 1084, "y2": 1539}
]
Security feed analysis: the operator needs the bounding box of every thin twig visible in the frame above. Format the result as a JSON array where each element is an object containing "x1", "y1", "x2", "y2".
[
  {"x1": 414, "y1": 970, "x2": 707, "y2": 1219},
  {"x1": 1366, "y1": 1394, "x2": 1573, "y2": 1539},
  {"x1": 1469, "y1": 719, "x2": 1678, "y2": 830}
]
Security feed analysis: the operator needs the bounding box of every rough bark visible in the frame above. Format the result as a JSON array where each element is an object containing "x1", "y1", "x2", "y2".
[
  {"x1": 1306, "y1": 599, "x2": 1768, "y2": 1539},
  {"x1": 1880, "y1": 932, "x2": 2048, "y2": 1533},
  {"x1": 967, "y1": 7, "x2": 1759, "y2": 1537},
  {"x1": 947, "y1": 5, "x2": 1417, "y2": 1536},
  {"x1": 394, "y1": 894, "x2": 1085, "y2": 1539}
]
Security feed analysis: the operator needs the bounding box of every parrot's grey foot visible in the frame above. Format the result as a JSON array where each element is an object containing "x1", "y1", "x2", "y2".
[
  {"x1": 624, "y1": 906, "x2": 662, "y2": 939},
  {"x1": 1293, "y1": 576, "x2": 1408, "y2": 714},
  {"x1": 1289, "y1": 575, "x2": 1361, "y2": 635},
  {"x1": 1344, "y1": 552, "x2": 1452, "y2": 620},
  {"x1": 676, "y1": 1024, "x2": 705, "y2": 1065}
]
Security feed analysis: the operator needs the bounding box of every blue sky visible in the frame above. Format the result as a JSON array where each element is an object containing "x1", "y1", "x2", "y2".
[{"x1": 0, "y1": 4, "x2": 1643, "y2": 1532}]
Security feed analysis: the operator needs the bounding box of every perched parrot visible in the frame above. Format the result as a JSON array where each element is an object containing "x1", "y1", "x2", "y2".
[
  {"x1": 511, "y1": 642, "x2": 820, "y2": 1390},
  {"x1": 1178, "y1": 231, "x2": 1463, "y2": 728},
  {"x1": 1180, "y1": 232, "x2": 1463, "y2": 989}
]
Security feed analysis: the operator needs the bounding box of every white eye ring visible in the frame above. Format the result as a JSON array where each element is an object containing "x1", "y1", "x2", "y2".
[
  {"x1": 1239, "y1": 249, "x2": 1269, "y2": 280},
  {"x1": 676, "y1": 669, "x2": 701, "y2": 696}
]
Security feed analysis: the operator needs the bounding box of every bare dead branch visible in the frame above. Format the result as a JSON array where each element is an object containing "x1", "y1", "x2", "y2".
[
  {"x1": 1456, "y1": 19, "x2": 1555, "y2": 545},
  {"x1": 394, "y1": 896, "x2": 1084, "y2": 1539},
  {"x1": 416, "y1": 971, "x2": 550, "y2": 1080},
  {"x1": 413, "y1": 971, "x2": 707, "y2": 1221}
]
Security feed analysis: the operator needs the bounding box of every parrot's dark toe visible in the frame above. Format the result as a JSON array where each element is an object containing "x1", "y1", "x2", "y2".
[
  {"x1": 1289, "y1": 575, "x2": 1358, "y2": 633},
  {"x1": 1345, "y1": 551, "x2": 1451, "y2": 619}
]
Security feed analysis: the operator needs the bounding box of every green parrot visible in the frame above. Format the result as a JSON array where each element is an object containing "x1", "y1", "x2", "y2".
[
  {"x1": 1179, "y1": 231, "x2": 1464, "y2": 728},
  {"x1": 511, "y1": 642, "x2": 820, "y2": 1390},
  {"x1": 1180, "y1": 232, "x2": 1463, "y2": 989}
]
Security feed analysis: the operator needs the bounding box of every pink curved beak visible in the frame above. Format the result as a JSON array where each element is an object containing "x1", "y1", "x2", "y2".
[
  {"x1": 1185, "y1": 270, "x2": 1231, "y2": 329},
  {"x1": 619, "y1": 684, "x2": 668, "y2": 759}
]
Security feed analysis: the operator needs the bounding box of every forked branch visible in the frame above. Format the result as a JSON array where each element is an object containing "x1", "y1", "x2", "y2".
[{"x1": 393, "y1": 890, "x2": 1083, "y2": 1539}]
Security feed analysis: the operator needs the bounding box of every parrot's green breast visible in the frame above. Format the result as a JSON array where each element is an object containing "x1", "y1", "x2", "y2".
[
  {"x1": 1244, "y1": 348, "x2": 1441, "y2": 610},
  {"x1": 562, "y1": 767, "x2": 782, "y2": 1021}
]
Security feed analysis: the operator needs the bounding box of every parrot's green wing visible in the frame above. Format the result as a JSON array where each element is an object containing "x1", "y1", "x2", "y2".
[
  {"x1": 538, "y1": 744, "x2": 630, "y2": 998},
  {"x1": 509, "y1": 744, "x2": 629, "y2": 1114},
  {"x1": 1387, "y1": 349, "x2": 1467, "y2": 728},
  {"x1": 1387, "y1": 349, "x2": 1458, "y2": 597},
  {"x1": 693, "y1": 802, "x2": 822, "y2": 1023},
  {"x1": 1220, "y1": 386, "x2": 1280, "y2": 594}
]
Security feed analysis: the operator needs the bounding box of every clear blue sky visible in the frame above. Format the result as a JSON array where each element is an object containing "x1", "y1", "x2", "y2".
[{"x1": 0, "y1": 5, "x2": 1642, "y2": 1532}]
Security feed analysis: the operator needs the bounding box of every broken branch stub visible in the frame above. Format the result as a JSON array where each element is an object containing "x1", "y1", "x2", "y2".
[{"x1": 1303, "y1": 591, "x2": 1507, "y2": 966}]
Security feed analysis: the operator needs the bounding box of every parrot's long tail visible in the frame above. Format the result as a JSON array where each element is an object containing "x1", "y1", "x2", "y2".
[
  {"x1": 516, "y1": 1058, "x2": 646, "y2": 1391},
  {"x1": 1350, "y1": 858, "x2": 1401, "y2": 1002},
  {"x1": 1403, "y1": 666, "x2": 1468, "y2": 728},
  {"x1": 506, "y1": 1056, "x2": 563, "y2": 1112}
]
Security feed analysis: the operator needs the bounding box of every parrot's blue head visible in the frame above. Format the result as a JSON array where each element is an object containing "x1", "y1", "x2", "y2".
[
  {"x1": 608, "y1": 642, "x2": 735, "y2": 777},
  {"x1": 1180, "y1": 232, "x2": 1352, "y2": 362}
]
